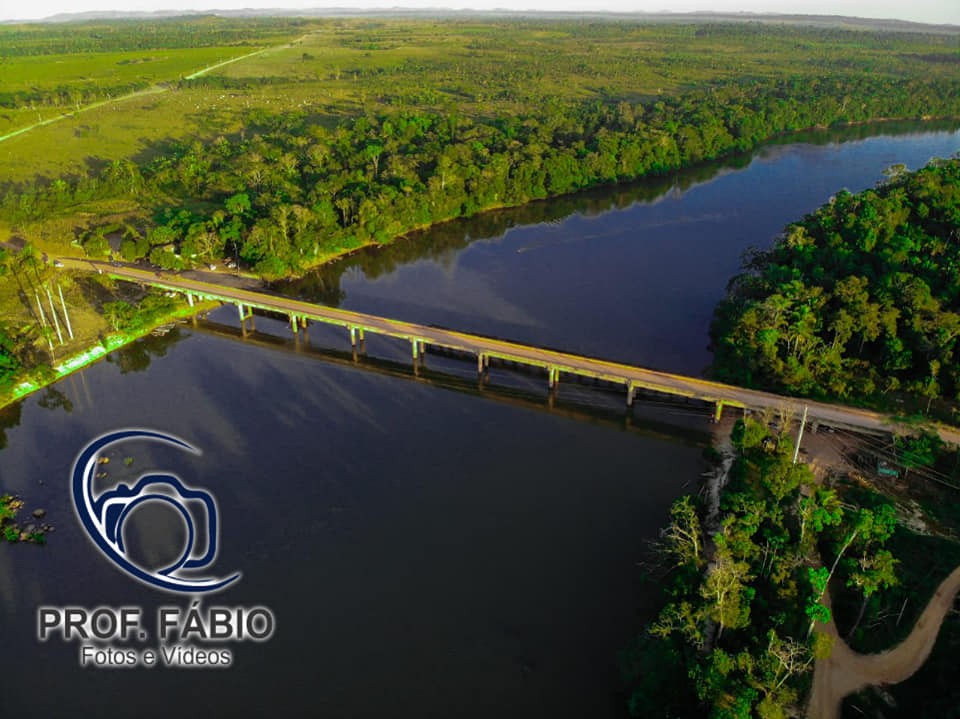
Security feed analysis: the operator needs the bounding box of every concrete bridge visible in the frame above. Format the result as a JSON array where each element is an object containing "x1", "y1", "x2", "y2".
[
  {"x1": 191, "y1": 316, "x2": 711, "y2": 446},
  {"x1": 67, "y1": 259, "x2": 959, "y2": 444}
]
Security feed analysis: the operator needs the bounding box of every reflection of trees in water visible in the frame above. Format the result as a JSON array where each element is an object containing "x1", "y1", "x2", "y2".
[
  {"x1": 0, "y1": 328, "x2": 185, "y2": 454},
  {"x1": 272, "y1": 270, "x2": 346, "y2": 306},
  {"x1": 36, "y1": 386, "x2": 72, "y2": 413},
  {"x1": 278, "y1": 120, "x2": 959, "y2": 307},
  {"x1": 0, "y1": 402, "x2": 22, "y2": 451},
  {"x1": 0, "y1": 386, "x2": 77, "y2": 453},
  {"x1": 106, "y1": 327, "x2": 185, "y2": 375},
  {"x1": 277, "y1": 154, "x2": 741, "y2": 304}
]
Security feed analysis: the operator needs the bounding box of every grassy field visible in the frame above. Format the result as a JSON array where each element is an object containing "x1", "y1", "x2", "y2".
[
  {"x1": 0, "y1": 16, "x2": 307, "y2": 172},
  {"x1": 0, "y1": 47, "x2": 264, "y2": 139},
  {"x1": 0, "y1": 47, "x2": 254, "y2": 96},
  {"x1": 0, "y1": 18, "x2": 956, "y2": 184}
]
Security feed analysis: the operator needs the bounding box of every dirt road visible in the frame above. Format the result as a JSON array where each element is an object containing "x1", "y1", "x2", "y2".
[
  {"x1": 0, "y1": 39, "x2": 301, "y2": 145},
  {"x1": 807, "y1": 564, "x2": 960, "y2": 718}
]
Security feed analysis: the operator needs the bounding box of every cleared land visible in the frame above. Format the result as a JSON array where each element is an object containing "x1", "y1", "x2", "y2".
[{"x1": 0, "y1": 18, "x2": 957, "y2": 182}]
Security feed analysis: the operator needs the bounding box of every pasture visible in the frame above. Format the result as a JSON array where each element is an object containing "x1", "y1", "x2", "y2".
[{"x1": 1, "y1": 18, "x2": 957, "y2": 185}]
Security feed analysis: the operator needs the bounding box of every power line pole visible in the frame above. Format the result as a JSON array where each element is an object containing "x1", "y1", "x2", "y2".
[
  {"x1": 44, "y1": 284, "x2": 63, "y2": 345},
  {"x1": 792, "y1": 405, "x2": 809, "y2": 465},
  {"x1": 58, "y1": 283, "x2": 74, "y2": 340}
]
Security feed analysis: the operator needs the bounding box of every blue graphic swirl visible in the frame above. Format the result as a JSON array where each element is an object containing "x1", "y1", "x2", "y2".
[{"x1": 71, "y1": 429, "x2": 240, "y2": 594}]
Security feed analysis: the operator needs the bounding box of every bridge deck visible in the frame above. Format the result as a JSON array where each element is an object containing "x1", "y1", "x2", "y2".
[{"x1": 63, "y1": 259, "x2": 958, "y2": 443}]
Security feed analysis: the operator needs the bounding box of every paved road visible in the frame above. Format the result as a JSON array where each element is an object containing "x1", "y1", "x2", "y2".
[{"x1": 62, "y1": 258, "x2": 960, "y2": 445}]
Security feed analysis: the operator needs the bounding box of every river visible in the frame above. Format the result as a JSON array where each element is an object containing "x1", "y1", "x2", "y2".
[{"x1": 0, "y1": 123, "x2": 957, "y2": 719}]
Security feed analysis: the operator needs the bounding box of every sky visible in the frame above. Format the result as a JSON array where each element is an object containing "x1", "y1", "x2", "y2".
[{"x1": 0, "y1": 0, "x2": 957, "y2": 25}]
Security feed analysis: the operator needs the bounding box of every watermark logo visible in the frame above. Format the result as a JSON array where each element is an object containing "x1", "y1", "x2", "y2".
[
  {"x1": 71, "y1": 429, "x2": 240, "y2": 594},
  {"x1": 41, "y1": 430, "x2": 271, "y2": 669}
]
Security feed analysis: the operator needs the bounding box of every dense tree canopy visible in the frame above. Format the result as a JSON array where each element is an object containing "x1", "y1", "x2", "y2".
[
  {"x1": 0, "y1": 324, "x2": 21, "y2": 390},
  {"x1": 711, "y1": 157, "x2": 960, "y2": 408},
  {"x1": 5, "y1": 74, "x2": 959, "y2": 280},
  {"x1": 623, "y1": 418, "x2": 899, "y2": 717}
]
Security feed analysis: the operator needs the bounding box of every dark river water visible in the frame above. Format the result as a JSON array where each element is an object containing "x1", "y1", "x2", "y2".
[{"x1": 0, "y1": 123, "x2": 957, "y2": 719}]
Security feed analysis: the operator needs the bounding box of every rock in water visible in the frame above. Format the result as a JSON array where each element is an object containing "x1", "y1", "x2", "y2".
[{"x1": 33, "y1": 508, "x2": 46, "y2": 519}]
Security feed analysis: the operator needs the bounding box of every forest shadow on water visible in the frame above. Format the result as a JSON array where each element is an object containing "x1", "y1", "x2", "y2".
[{"x1": 275, "y1": 121, "x2": 960, "y2": 378}]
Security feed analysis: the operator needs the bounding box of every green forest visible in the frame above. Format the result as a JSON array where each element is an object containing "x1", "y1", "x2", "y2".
[
  {"x1": 624, "y1": 417, "x2": 960, "y2": 718},
  {"x1": 711, "y1": 158, "x2": 960, "y2": 413},
  {"x1": 622, "y1": 418, "x2": 893, "y2": 718},
  {"x1": 5, "y1": 73, "x2": 960, "y2": 280}
]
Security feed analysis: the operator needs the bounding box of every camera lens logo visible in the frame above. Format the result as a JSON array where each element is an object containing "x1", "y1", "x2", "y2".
[{"x1": 71, "y1": 429, "x2": 240, "y2": 594}]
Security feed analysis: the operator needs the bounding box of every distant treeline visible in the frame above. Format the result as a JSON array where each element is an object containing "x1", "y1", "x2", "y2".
[
  {"x1": 0, "y1": 17, "x2": 306, "y2": 56},
  {"x1": 4, "y1": 74, "x2": 959, "y2": 280}
]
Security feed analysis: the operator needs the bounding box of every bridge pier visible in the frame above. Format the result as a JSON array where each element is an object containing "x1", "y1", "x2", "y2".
[
  {"x1": 95, "y1": 267, "x2": 909, "y2": 443},
  {"x1": 548, "y1": 366, "x2": 560, "y2": 390},
  {"x1": 348, "y1": 325, "x2": 366, "y2": 353},
  {"x1": 477, "y1": 353, "x2": 491, "y2": 375},
  {"x1": 236, "y1": 303, "x2": 254, "y2": 334},
  {"x1": 412, "y1": 338, "x2": 426, "y2": 363}
]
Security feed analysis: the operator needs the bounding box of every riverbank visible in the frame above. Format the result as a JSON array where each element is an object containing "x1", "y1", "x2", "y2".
[
  {"x1": 629, "y1": 410, "x2": 960, "y2": 717},
  {"x1": 261, "y1": 115, "x2": 960, "y2": 282},
  {"x1": 0, "y1": 298, "x2": 216, "y2": 412},
  {"x1": 6, "y1": 123, "x2": 960, "y2": 422}
]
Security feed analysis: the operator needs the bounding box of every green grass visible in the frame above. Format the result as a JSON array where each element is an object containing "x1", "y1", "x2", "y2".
[
  {"x1": 0, "y1": 18, "x2": 956, "y2": 185},
  {"x1": 0, "y1": 47, "x2": 254, "y2": 96}
]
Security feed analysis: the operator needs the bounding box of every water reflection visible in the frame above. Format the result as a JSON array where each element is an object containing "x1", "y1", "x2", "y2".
[
  {"x1": 105, "y1": 327, "x2": 185, "y2": 375},
  {"x1": 275, "y1": 122, "x2": 960, "y2": 377},
  {"x1": 0, "y1": 402, "x2": 22, "y2": 450},
  {"x1": 276, "y1": 119, "x2": 960, "y2": 310},
  {"x1": 0, "y1": 320, "x2": 706, "y2": 718},
  {"x1": 193, "y1": 316, "x2": 711, "y2": 447}
]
